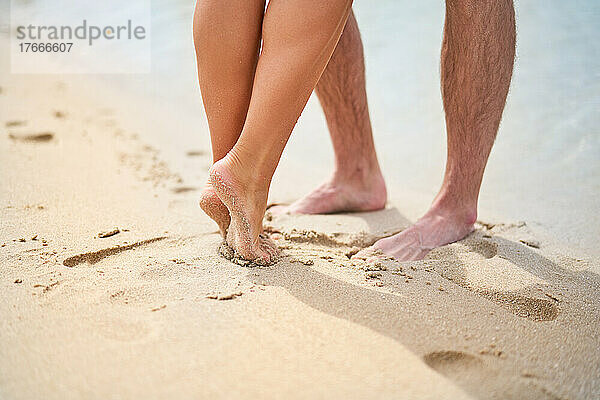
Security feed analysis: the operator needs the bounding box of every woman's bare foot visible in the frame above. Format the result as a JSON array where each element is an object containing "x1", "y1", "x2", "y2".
[
  {"x1": 200, "y1": 180, "x2": 277, "y2": 256},
  {"x1": 209, "y1": 156, "x2": 278, "y2": 265},
  {"x1": 272, "y1": 169, "x2": 387, "y2": 215},
  {"x1": 199, "y1": 182, "x2": 231, "y2": 237},
  {"x1": 353, "y1": 205, "x2": 476, "y2": 262}
]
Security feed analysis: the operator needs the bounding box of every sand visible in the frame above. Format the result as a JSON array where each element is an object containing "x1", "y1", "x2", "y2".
[{"x1": 2, "y1": 49, "x2": 600, "y2": 400}]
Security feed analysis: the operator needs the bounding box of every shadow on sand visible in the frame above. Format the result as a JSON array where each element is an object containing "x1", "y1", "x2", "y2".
[{"x1": 248, "y1": 210, "x2": 600, "y2": 400}]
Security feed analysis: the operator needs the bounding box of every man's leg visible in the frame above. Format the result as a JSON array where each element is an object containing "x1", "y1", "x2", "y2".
[
  {"x1": 356, "y1": 0, "x2": 516, "y2": 261},
  {"x1": 275, "y1": 11, "x2": 387, "y2": 214}
]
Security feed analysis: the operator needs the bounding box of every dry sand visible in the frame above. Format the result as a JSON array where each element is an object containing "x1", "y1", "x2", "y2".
[{"x1": 2, "y1": 68, "x2": 600, "y2": 400}]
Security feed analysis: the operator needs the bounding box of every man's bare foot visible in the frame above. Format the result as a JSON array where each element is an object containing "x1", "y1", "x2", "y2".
[
  {"x1": 199, "y1": 183, "x2": 230, "y2": 237},
  {"x1": 354, "y1": 205, "x2": 476, "y2": 262},
  {"x1": 272, "y1": 170, "x2": 387, "y2": 215},
  {"x1": 209, "y1": 156, "x2": 278, "y2": 264}
]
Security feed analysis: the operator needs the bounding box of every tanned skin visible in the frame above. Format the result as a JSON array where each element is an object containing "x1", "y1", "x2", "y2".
[
  {"x1": 198, "y1": 10, "x2": 387, "y2": 238},
  {"x1": 195, "y1": 0, "x2": 353, "y2": 263}
]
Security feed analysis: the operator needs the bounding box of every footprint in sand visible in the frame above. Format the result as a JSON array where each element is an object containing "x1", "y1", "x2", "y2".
[
  {"x1": 265, "y1": 211, "x2": 560, "y2": 322},
  {"x1": 426, "y1": 236, "x2": 559, "y2": 322},
  {"x1": 423, "y1": 350, "x2": 562, "y2": 399}
]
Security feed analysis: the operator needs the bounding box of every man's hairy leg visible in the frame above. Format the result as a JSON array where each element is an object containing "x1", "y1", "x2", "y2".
[
  {"x1": 273, "y1": 10, "x2": 387, "y2": 215},
  {"x1": 356, "y1": 0, "x2": 516, "y2": 261}
]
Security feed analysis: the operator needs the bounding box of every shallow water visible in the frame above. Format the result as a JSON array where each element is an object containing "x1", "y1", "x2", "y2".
[{"x1": 3, "y1": 0, "x2": 599, "y2": 253}]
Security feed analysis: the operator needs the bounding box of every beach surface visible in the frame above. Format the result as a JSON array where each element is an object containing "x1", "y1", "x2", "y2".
[
  {"x1": 2, "y1": 54, "x2": 600, "y2": 400},
  {"x1": 2, "y1": 2, "x2": 600, "y2": 399}
]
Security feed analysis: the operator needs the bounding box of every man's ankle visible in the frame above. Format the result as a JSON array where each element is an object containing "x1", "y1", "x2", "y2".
[
  {"x1": 429, "y1": 192, "x2": 478, "y2": 226},
  {"x1": 332, "y1": 160, "x2": 383, "y2": 186}
]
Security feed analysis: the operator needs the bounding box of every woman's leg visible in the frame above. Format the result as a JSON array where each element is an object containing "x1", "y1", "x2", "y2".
[
  {"x1": 210, "y1": 0, "x2": 353, "y2": 263},
  {"x1": 193, "y1": 0, "x2": 265, "y2": 236}
]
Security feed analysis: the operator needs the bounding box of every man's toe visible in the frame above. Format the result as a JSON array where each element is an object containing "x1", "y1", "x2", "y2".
[
  {"x1": 266, "y1": 204, "x2": 290, "y2": 216},
  {"x1": 352, "y1": 247, "x2": 373, "y2": 261}
]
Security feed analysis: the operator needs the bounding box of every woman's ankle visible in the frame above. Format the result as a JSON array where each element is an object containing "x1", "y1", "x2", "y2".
[{"x1": 214, "y1": 148, "x2": 271, "y2": 196}]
